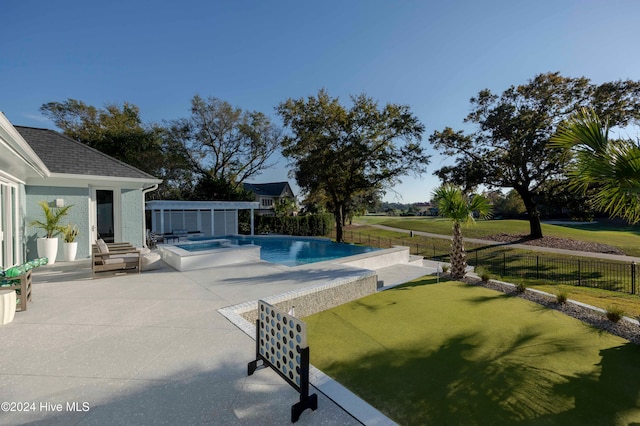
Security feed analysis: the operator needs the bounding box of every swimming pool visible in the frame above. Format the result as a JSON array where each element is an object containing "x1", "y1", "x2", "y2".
[{"x1": 179, "y1": 235, "x2": 380, "y2": 267}]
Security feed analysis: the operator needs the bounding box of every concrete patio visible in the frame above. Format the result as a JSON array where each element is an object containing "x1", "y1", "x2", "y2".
[{"x1": 0, "y1": 256, "x2": 435, "y2": 425}]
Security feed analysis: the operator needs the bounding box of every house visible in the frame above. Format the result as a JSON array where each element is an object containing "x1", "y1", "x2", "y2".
[
  {"x1": 243, "y1": 181, "x2": 297, "y2": 215},
  {"x1": 413, "y1": 202, "x2": 438, "y2": 216},
  {"x1": 0, "y1": 112, "x2": 161, "y2": 266}
]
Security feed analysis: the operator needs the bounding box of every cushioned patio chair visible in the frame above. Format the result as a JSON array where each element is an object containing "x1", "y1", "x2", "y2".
[
  {"x1": 0, "y1": 268, "x2": 33, "y2": 311},
  {"x1": 92, "y1": 239, "x2": 142, "y2": 278}
]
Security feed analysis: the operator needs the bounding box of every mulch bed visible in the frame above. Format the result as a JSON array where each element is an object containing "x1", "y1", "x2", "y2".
[
  {"x1": 484, "y1": 233, "x2": 625, "y2": 255},
  {"x1": 463, "y1": 275, "x2": 640, "y2": 345}
]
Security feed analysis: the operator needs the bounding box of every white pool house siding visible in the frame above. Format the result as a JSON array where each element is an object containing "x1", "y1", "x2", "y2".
[{"x1": 145, "y1": 200, "x2": 259, "y2": 236}]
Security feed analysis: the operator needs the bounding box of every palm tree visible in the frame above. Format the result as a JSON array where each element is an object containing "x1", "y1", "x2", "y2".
[
  {"x1": 433, "y1": 184, "x2": 492, "y2": 279},
  {"x1": 550, "y1": 108, "x2": 640, "y2": 224},
  {"x1": 30, "y1": 200, "x2": 73, "y2": 238}
]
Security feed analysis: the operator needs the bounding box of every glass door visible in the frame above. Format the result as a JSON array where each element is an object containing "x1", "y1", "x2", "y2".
[
  {"x1": 96, "y1": 189, "x2": 115, "y2": 243},
  {"x1": 90, "y1": 188, "x2": 120, "y2": 244},
  {"x1": 0, "y1": 180, "x2": 19, "y2": 267}
]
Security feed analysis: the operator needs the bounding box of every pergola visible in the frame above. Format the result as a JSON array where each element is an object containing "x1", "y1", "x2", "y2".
[{"x1": 145, "y1": 200, "x2": 259, "y2": 236}]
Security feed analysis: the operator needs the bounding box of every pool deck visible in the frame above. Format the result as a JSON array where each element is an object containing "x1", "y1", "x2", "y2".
[{"x1": 0, "y1": 256, "x2": 436, "y2": 425}]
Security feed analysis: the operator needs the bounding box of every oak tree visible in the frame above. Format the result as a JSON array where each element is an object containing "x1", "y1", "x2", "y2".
[
  {"x1": 165, "y1": 95, "x2": 282, "y2": 195},
  {"x1": 429, "y1": 72, "x2": 640, "y2": 238},
  {"x1": 277, "y1": 90, "x2": 429, "y2": 242}
]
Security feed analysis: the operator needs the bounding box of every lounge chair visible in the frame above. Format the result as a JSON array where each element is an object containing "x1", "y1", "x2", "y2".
[
  {"x1": 92, "y1": 239, "x2": 141, "y2": 278},
  {"x1": 146, "y1": 230, "x2": 164, "y2": 249}
]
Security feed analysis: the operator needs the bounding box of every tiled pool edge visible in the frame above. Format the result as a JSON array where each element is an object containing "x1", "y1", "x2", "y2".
[
  {"x1": 159, "y1": 243, "x2": 261, "y2": 271},
  {"x1": 218, "y1": 270, "x2": 398, "y2": 426}
]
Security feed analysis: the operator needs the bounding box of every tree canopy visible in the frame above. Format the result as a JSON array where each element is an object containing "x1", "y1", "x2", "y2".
[
  {"x1": 429, "y1": 72, "x2": 640, "y2": 238},
  {"x1": 165, "y1": 95, "x2": 282, "y2": 194},
  {"x1": 40, "y1": 99, "x2": 166, "y2": 177},
  {"x1": 277, "y1": 89, "x2": 429, "y2": 242},
  {"x1": 41, "y1": 96, "x2": 281, "y2": 201}
]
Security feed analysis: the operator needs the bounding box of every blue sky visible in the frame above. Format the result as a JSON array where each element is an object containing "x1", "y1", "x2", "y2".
[{"x1": 2, "y1": 0, "x2": 640, "y2": 203}]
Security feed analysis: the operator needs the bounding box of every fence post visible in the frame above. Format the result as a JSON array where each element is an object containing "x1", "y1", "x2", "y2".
[
  {"x1": 503, "y1": 253, "x2": 506, "y2": 276},
  {"x1": 632, "y1": 262, "x2": 637, "y2": 294},
  {"x1": 577, "y1": 260, "x2": 581, "y2": 286}
]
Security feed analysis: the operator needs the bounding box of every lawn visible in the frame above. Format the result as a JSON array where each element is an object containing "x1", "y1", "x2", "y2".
[
  {"x1": 305, "y1": 277, "x2": 640, "y2": 425},
  {"x1": 337, "y1": 223, "x2": 640, "y2": 317},
  {"x1": 355, "y1": 216, "x2": 640, "y2": 257}
]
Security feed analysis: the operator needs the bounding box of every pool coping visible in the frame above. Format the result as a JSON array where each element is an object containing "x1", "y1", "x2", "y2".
[{"x1": 159, "y1": 234, "x2": 411, "y2": 274}]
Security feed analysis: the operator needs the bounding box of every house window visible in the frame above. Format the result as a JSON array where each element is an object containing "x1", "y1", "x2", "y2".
[{"x1": 262, "y1": 199, "x2": 273, "y2": 208}]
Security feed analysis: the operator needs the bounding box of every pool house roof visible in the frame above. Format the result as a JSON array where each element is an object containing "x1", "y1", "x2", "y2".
[{"x1": 146, "y1": 200, "x2": 259, "y2": 211}]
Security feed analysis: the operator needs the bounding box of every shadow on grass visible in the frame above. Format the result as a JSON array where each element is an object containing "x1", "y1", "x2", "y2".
[
  {"x1": 351, "y1": 277, "x2": 445, "y2": 312},
  {"x1": 536, "y1": 342, "x2": 640, "y2": 425},
  {"x1": 322, "y1": 332, "x2": 640, "y2": 425},
  {"x1": 389, "y1": 276, "x2": 451, "y2": 290}
]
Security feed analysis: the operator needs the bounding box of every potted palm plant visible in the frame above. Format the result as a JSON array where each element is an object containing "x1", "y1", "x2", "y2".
[
  {"x1": 62, "y1": 224, "x2": 79, "y2": 261},
  {"x1": 30, "y1": 201, "x2": 73, "y2": 265}
]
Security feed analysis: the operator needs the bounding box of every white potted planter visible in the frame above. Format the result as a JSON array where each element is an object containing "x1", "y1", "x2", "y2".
[
  {"x1": 63, "y1": 241, "x2": 78, "y2": 262},
  {"x1": 39, "y1": 237, "x2": 59, "y2": 265},
  {"x1": 30, "y1": 200, "x2": 73, "y2": 266},
  {"x1": 62, "y1": 224, "x2": 79, "y2": 262}
]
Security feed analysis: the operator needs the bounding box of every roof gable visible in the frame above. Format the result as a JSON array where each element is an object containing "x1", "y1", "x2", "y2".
[
  {"x1": 15, "y1": 126, "x2": 157, "y2": 181},
  {"x1": 243, "y1": 182, "x2": 293, "y2": 197}
]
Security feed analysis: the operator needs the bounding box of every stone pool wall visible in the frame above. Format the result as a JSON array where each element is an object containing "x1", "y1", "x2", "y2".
[{"x1": 239, "y1": 271, "x2": 378, "y2": 323}]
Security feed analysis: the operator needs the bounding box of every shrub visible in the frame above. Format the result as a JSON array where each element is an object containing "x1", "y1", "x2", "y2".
[
  {"x1": 515, "y1": 282, "x2": 527, "y2": 293},
  {"x1": 556, "y1": 290, "x2": 568, "y2": 305},
  {"x1": 441, "y1": 264, "x2": 449, "y2": 274},
  {"x1": 253, "y1": 213, "x2": 334, "y2": 236},
  {"x1": 475, "y1": 267, "x2": 491, "y2": 282},
  {"x1": 605, "y1": 305, "x2": 625, "y2": 323}
]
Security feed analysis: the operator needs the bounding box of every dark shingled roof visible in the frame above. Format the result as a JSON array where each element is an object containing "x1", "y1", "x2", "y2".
[
  {"x1": 243, "y1": 182, "x2": 292, "y2": 197},
  {"x1": 15, "y1": 126, "x2": 157, "y2": 180}
]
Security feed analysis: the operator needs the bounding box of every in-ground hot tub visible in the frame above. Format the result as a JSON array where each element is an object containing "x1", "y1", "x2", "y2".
[{"x1": 158, "y1": 239, "x2": 261, "y2": 272}]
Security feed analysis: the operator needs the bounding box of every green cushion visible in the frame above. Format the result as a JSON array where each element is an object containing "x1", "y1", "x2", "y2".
[{"x1": 4, "y1": 266, "x2": 24, "y2": 278}]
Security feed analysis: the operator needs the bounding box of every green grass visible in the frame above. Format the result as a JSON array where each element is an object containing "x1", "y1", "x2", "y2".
[
  {"x1": 305, "y1": 277, "x2": 640, "y2": 425},
  {"x1": 339, "y1": 223, "x2": 640, "y2": 316},
  {"x1": 356, "y1": 216, "x2": 640, "y2": 257}
]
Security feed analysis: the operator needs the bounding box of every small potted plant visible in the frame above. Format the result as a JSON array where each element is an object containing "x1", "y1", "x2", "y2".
[
  {"x1": 30, "y1": 201, "x2": 73, "y2": 265},
  {"x1": 62, "y1": 224, "x2": 79, "y2": 262}
]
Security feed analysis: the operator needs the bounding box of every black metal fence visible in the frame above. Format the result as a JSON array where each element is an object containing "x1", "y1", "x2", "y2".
[{"x1": 336, "y1": 229, "x2": 640, "y2": 295}]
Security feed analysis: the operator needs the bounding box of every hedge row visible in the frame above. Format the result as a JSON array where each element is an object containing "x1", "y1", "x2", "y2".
[{"x1": 246, "y1": 213, "x2": 335, "y2": 236}]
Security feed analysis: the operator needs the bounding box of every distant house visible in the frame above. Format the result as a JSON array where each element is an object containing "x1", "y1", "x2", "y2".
[
  {"x1": 243, "y1": 181, "x2": 297, "y2": 215},
  {"x1": 413, "y1": 202, "x2": 432, "y2": 215},
  {"x1": 0, "y1": 113, "x2": 161, "y2": 266}
]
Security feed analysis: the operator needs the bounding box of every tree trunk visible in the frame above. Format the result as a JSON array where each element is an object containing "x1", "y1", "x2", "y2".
[
  {"x1": 515, "y1": 187, "x2": 543, "y2": 239},
  {"x1": 528, "y1": 212, "x2": 543, "y2": 239},
  {"x1": 450, "y1": 221, "x2": 467, "y2": 279},
  {"x1": 334, "y1": 206, "x2": 344, "y2": 243}
]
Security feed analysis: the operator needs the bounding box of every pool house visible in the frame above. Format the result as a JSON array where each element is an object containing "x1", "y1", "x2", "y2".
[{"x1": 145, "y1": 200, "x2": 259, "y2": 237}]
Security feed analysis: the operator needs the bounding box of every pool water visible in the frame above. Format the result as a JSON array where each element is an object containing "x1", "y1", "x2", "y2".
[{"x1": 178, "y1": 235, "x2": 380, "y2": 267}]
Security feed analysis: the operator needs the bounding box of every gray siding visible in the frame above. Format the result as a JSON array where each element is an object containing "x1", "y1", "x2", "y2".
[
  {"x1": 25, "y1": 187, "x2": 91, "y2": 261},
  {"x1": 121, "y1": 189, "x2": 144, "y2": 248},
  {"x1": 25, "y1": 187, "x2": 145, "y2": 261}
]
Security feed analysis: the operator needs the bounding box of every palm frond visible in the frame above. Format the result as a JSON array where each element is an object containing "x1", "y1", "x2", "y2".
[{"x1": 550, "y1": 108, "x2": 640, "y2": 224}]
